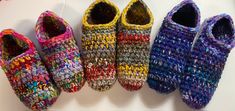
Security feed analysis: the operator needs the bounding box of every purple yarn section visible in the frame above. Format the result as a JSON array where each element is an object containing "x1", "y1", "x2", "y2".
[{"x1": 179, "y1": 14, "x2": 235, "y2": 109}]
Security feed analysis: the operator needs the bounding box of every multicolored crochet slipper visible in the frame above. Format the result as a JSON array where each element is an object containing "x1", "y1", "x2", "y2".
[
  {"x1": 179, "y1": 14, "x2": 235, "y2": 109},
  {"x1": 35, "y1": 11, "x2": 85, "y2": 93},
  {"x1": 82, "y1": 0, "x2": 120, "y2": 91},
  {"x1": 0, "y1": 29, "x2": 60, "y2": 110},
  {"x1": 147, "y1": 0, "x2": 200, "y2": 93},
  {"x1": 117, "y1": 0, "x2": 153, "y2": 91}
]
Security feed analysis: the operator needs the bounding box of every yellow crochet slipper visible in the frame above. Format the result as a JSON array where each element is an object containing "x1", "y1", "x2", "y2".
[
  {"x1": 117, "y1": 0, "x2": 154, "y2": 91},
  {"x1": 82, "y1": 0, "x2": 120, "y2": 91}
]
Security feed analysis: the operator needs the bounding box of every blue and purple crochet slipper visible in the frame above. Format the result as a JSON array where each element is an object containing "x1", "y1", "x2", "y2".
[
  {"x1": 180, "y1": 14, "x2": 235, "y2": 109},
  {"x1": 148, "y1": 0, "x2": 201, "y2": 94}
]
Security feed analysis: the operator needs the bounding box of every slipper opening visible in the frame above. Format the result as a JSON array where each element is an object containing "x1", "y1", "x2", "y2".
[
  {"x1": 126, "y1": 1, "x2": 150, "y2": 25},
  {"x1": 212, "y1": 17, "x2": 234, "y2": 44},
  {"x1": 42, "y1": 16, "x2": 66, "y2": 38},
  {"x1": 172, "y1": 3, "x2": 198, "y2": 27},
  {"x1": 1, "y1": 34, "x2": 29, "y2": 61},
  {"x1": 88, "y1": 2, "x2": 117, "y2": 25}
]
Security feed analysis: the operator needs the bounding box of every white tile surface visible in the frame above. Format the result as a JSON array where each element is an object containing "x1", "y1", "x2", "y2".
[{"x1": 0, "y1": 0, "x2": 235, "y2": 111}]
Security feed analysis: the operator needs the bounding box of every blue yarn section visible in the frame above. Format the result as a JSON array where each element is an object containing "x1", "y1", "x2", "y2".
[{"x1": 148, "y1": 18, "x2": 198, "y2": 94}]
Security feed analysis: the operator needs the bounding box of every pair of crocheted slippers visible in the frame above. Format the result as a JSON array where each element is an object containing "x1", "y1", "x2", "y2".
[
  {"x1": 82, "y1": 0, "x2": 153, "y2": 91},
  {"x1": 148, "y1": 0, "x2": 235, "y2": 109},
  {"x1": 0, "y1": 11, "x2": 85, "y2": 110}
]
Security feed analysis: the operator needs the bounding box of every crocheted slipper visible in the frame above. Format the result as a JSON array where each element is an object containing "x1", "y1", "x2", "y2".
[
  {"x1": 82, "y1": 0, "x2": 120, "y2": 91},
  {"x1": 0, "y1": 29, "x2": 60, "y2": 110},
  {"x1": 35, "y1": 11, "x2": 85, "y2": 93},
  {"x1": 147, "y1": 0, "x2": 200, "y2": 93},
  {"x1": 179, "y1": 14, "x2": 235, "y2": 109},
  {"x1": 117, "y1": 0, "x2": 154, "y2": 91}
]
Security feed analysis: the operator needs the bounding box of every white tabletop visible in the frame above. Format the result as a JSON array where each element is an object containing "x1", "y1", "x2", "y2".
[{"x1": 0, "y1": 0, "x2": 235, "y2": 111}]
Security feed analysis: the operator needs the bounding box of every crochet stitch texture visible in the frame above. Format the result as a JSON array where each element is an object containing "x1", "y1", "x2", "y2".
[
  {"x1": 148, "y1": 0, "x2": 200, "y2": 93},
  {"x1": 117, "y1": 0, "x2": 154, "y2": 91},
  {"x1": 35, "y1": 11, "x2": 85, "y2": 93},
  {"x1": 82, "y1": 0, "x2": 120, "y2": 91},
  {"x1": 180, "y1": 14, "x2": 235, "y2": 109},
  {"x1": 0, "y1": 29, "x2": 60, "y2": 110}
]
